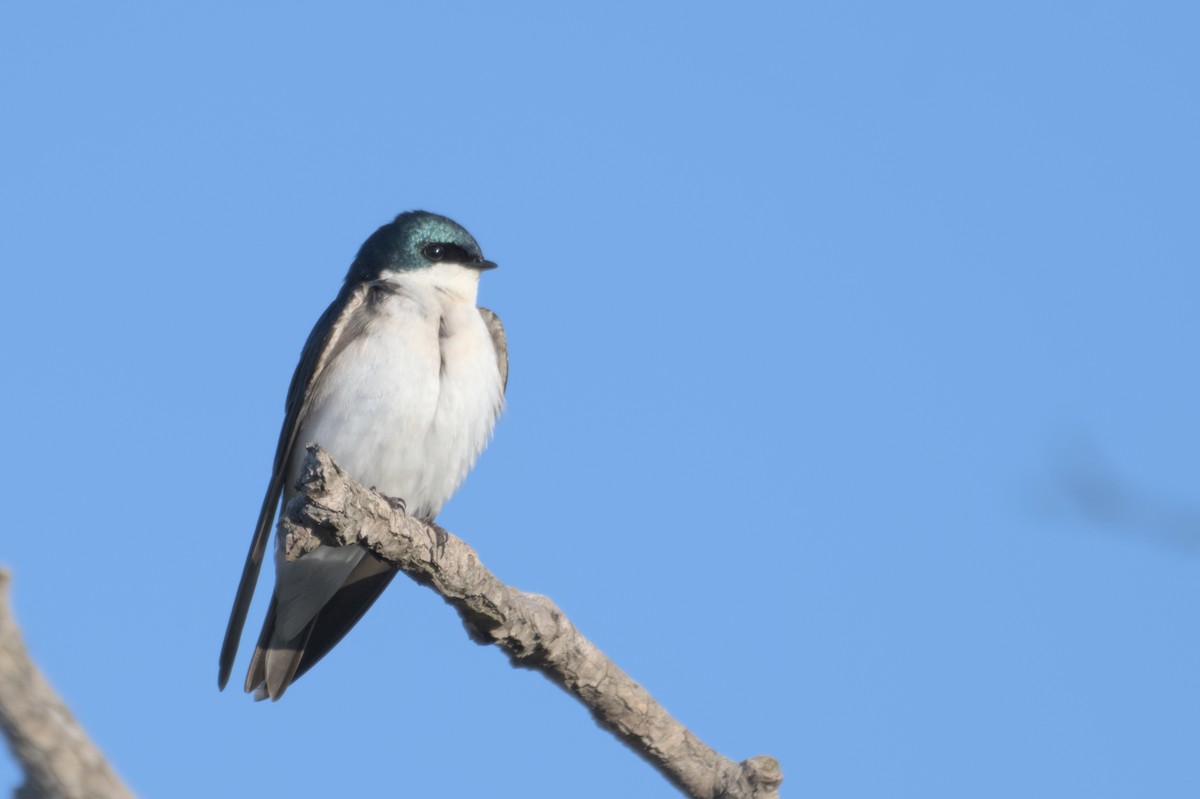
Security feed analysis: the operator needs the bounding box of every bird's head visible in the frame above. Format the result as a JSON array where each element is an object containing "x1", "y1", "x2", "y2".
[{"x1": 346, "y1": 211, "x2": 497, "y2": 285}]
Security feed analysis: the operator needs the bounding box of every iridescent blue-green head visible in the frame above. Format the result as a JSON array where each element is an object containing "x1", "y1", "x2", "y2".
[{"x1": 345, "y1": 210, "x2": 497, "y2": 282}]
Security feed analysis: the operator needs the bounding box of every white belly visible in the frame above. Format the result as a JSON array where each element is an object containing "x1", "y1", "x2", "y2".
[
  {"x1": 288, "y1": 287, "x2": 504, "y2": 521},
  {"x1": 272, "y1": 274, "x2": 503, "y2": 640}
]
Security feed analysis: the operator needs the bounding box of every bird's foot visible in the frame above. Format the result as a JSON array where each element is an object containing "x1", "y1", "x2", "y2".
[
  {"x1": 428, "y1": 524, "x2": 449, "y2": 562},
  {"x1": 381, "y1": 493, "x2": 407, "y2": 515}
]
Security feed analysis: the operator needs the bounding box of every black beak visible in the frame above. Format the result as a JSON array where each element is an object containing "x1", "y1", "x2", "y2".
[{"x1": 470, "y1": 259, "x2": 499, "y2": 271}]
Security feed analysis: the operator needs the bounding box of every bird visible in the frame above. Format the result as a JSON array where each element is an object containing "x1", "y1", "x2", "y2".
[{"x1": 218, "y1": 210, "x2": 507, "y2": 700}]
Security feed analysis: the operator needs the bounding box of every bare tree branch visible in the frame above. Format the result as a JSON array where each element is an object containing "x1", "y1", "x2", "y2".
[
  {"x1": 282, "y1": 445, "x2": 784, "y2": 799},
  {"x1": 0, "y1": 570, "x2": 135, "y2": 799}
]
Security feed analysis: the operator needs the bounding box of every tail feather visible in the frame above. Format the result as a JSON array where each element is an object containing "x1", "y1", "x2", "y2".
[{"x1": 244, "y1": 552, "x2": 398, "y2": 701}]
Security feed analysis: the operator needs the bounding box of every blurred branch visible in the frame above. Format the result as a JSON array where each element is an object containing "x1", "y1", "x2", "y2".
[
  {"x1": 1051, "y1": 441, "x2": 1200, "y2": 552},
  {"x1": 283, "y1": 445, "x2": 783, "y2": 799},
  {"x1": 0, "y1": 569, "x2": 135, "y2": 799}
]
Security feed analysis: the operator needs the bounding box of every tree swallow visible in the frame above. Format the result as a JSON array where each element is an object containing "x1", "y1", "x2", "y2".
[{"x1": 218, "y1": 211, "x2": 507, "y2": 700}]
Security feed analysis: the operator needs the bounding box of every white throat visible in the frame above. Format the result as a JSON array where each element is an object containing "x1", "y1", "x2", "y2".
[{"x1": 378, "y1": 263, "x2": 482, "y2": 304}]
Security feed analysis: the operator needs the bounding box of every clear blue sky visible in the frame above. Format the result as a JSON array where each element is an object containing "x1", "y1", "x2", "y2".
[{"x1": 2, "y1": 2, "x2": 1197, "y2": 797}]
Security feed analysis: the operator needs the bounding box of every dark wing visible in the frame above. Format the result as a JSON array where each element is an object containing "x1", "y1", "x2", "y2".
[
  {"x1": 478, "y1": 306, "x2": 508, "y2": 392},
  {"x1": 217, "y1": 281, "x2": 371, "y2": 690}
]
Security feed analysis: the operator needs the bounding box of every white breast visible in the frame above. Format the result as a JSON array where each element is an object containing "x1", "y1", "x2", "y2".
[{"x1": 289, "y1": 266, "x2": 504, "y2": 521}]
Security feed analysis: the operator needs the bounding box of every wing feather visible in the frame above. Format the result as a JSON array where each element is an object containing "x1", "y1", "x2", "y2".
[
  {"x1": 478, "y1": 306, "x2": 508, "y2": 392},
  {"x1": 217, "y1": 282, "x2": 370, "y2": 689}
]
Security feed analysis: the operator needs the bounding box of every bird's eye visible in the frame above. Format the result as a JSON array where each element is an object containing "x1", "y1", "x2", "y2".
[{"x1": 423, "y1": 244, "x2": 446, "y2": 261}]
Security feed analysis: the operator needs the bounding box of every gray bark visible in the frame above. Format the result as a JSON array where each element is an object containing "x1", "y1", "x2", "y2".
[
  {"x1": 0, "y1": 570, "x2": 135, "y2": 799},
  {"x1": 283, "y1": 445, "x2": 784, "y2": 799}
]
